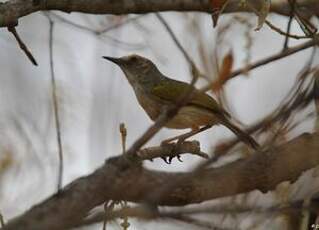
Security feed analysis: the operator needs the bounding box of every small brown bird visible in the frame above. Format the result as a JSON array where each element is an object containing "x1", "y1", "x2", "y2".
[{"x1": 103, "y1": 54, "x2": 259, "y2": 149}]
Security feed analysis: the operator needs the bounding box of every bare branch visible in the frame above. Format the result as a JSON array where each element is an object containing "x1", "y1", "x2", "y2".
[
  {"x1": 230, "y1": 36, "x2": 318, "y2": 79},
  {"x1": 2, "y1": 132, "x2": 319, "y2": 230},
  {"x1": 0, "y1": 0, "x2": 318, "y2": 28},
  {"x1": 45, "y1": 14, "x2": 64, "y2": 191},
  {"x1": 7, "y1": 26, "x2": 38, "y2": 65},
  {"x1": 137, "y1": 141, "x2": 208, "y2": 160},
  {"x1": 283, "y1": 0, "x2": 296, "y2": 49}
]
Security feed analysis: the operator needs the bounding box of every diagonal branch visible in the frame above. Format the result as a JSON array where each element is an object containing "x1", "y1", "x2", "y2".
[
  {"x1": 2, "y1": 132, "x2": 319, "y2": 230},
  {"x1": 7, "y1": 25, "x2": 38, "y2": 65}
]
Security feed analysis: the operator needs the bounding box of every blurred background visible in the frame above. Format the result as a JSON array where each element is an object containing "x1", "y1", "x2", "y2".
[{"x1": 0, "y1": 11, "x2": 317, "y2": 229}]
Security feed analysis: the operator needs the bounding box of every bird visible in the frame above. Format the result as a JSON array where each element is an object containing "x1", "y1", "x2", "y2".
[{"x1": 103, "y1": 54, "x2": 259, "y2": 150}]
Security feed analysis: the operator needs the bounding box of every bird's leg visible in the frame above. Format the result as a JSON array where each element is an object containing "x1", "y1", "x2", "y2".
[
  {"x1": 161, "y1": 125, "x2": 212, "y2": 163},
  {"x1": 161, "y1": 125, "x2": 212, "y2": 145}
]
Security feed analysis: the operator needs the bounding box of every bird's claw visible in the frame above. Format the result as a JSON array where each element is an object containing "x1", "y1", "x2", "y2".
[
  {"x1": 161, "y1": 155, "x2": 182, "y2": 164},
  {"x1": 161, "y1": 156, "x2": 172, "y2": 164},
  {"x1": 160, "y1": 139, "x2": 185, "y2": 164}
]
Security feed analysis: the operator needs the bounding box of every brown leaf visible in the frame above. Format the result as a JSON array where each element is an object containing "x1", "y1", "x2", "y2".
[
  {"x1": 212, "y1": 51, "x2": 234, "y2": 92},
  {"x1": 210, "y1": 0, "x2": 229, "y2": 27},
  {"x1": 255, "y1": 0, "x2": 271, "y2": 31}
]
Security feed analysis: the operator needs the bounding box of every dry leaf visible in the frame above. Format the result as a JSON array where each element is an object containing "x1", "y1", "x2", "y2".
[
  {"x1": 255, "y1": 0, "x2": 271, "y2": 31},
  {"x1": 210, "y1": 0, "x2": 229, "y2": 27},
  {"x1": 212, "y1": 51, "x2": 233, "y2": 92},
  {"x1": 0, "y1": 151, "x2": 13, "y2": 175}
]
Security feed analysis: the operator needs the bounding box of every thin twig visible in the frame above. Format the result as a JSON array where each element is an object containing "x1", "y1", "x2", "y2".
[
  {"x1": 97, "y1": 15, "x2": 145, "y2": 35},
  {"x1": 103, "y1": 201, "x2": 116, "y2": 230},
  {"x1": 198, "y1": 37, "x2": 316, "y2": 97},
  {"x1": 7, "y1": 26, "x2": 38, "y2": 66},
  {"x1": 283, "y1": 0, "x2": 296, "y2": 50},
  {"x1": 293, "y1": 5, "x2": 318, "y2": 36},
  {"x1": 199, "y1": 35, "x2": 319, "y2": 93},
  {"x1": 48, "y1": 13, "x2": 146, "y2": 50},
  {"x1": 203, "y1": 54, "x2": 316, "y2": 165},
  {"x1": 102, "y1": 202, "x2": 107, "y2": 230},
  {"x1": 246, "y1": 2, "x2": 312, "y2": 40},
  {"x1": 120, "y1": 123, "x2": 127, "y2": 154},
  {"x1": 119, "y1": 123, "x2": 130, "y2": 230},
  {"x1": 46, "y1": 14, "x2": 64, "y2": 192},
  {"x1": 155, "y1": 13, "x2": 201, "y2": 75},
  {"x1": 265, "y1": 20, "x2": 309, "y2": 39},
  {"x1": 51, "y1": 13, "x2": 144, "y2": 35},
  {"x1": 230, "y1": 37, "x2": 318, "y2": 78}
]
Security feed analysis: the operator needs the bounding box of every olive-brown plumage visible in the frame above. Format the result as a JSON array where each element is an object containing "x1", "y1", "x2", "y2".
[{"x1": 103, "y1": 54, "x2": 259, "y2": 149}]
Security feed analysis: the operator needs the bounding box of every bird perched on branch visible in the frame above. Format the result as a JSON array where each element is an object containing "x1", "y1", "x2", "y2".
[{"x1": 103, "y1": 54, "x2": 259, "y2": 150}]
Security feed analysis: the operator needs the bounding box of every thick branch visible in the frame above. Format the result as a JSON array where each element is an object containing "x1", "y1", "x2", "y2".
[
  {"x1": 2, "y1": 132, "x2": 319, "y2": 230},
  {"x1": 0, "y1": 0, "x2": 318, "y2": 27}
]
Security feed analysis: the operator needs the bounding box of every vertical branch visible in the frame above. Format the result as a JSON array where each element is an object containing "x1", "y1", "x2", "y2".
[
  {"x1": 119, "y1": 123, "x2": 130, "y2": 230},
  {"x1": 283, "y1": 0, "x2": 296, "y2": 50},
  {"x1": 103, "y1": 201, "x2": 114, "y2": 230},
  {"x1": 102, "y1": 124, "x2": 129, "y2": 230},
  {"x1": 120, "y1": 123, "x2": 127, "y2": 153},
  {"x1": 46, "y1": 14, "x2": 64, "y2": 191}
]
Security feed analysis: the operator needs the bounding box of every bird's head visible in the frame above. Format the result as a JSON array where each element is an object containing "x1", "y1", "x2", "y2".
[{"x1": 103, "y1": 54, "x2": 162, "y2": 86}]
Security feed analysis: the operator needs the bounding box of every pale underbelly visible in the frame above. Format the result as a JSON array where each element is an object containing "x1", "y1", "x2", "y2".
[
  {"x1": 165, "y1": 106, "x2": 219, "y2": 129},
  {"x1": 136, "y1": 92, "x2": 219, "y2": 129}
]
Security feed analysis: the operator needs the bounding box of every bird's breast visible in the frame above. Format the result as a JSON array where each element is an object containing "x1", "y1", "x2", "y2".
[
  {"x1": 135, "y1": 90, "x2": 164, "y2": 121},
  {"x1": 165, "y1": 105, "x2": 218, "y2": 129},
  {"x1": 134, "y1": 89, "x2": 219, "y2": 129}
]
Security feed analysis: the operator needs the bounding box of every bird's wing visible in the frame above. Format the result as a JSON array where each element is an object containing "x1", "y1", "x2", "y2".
[{"x1": 151, "y1": 79, "x2": 229, "y2": 117}]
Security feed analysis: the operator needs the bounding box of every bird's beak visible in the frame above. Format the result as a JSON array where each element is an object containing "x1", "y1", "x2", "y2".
[{"x1": 102, "y1": 56, "x2": 122, "y2": 65}]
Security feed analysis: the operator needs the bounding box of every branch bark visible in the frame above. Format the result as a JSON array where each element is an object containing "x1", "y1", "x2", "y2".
[
  {"x1": 2, "y1": 132, "x2": 319, "y2": 230},
  {"x1": 0, "y1": 0, "x2": 318, "y2": 27}
]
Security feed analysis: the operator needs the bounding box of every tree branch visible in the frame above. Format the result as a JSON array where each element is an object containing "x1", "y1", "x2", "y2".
[
  {"x1": 0, "y1": 0, "x2": 318, "y2": 28},
  {"x1": 137, "y1": 140, "x2": 208, "y2": 160},
  {"x1": 2, "y1": 132, "x2": 319, "y2": 230},
  {"x1": 7, "y1": 25, "x2": 38, "y2": 65}
]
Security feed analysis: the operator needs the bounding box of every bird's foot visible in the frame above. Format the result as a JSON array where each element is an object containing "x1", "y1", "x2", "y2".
[{"x1": 160, "y1": 139, "x2": 184, "y2": 164}]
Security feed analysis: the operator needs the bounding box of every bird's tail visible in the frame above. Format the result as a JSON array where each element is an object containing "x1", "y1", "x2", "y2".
[{"x1": 218, "y1": 116, "x2": 260, "y2": 150}]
